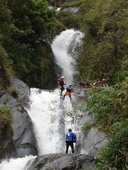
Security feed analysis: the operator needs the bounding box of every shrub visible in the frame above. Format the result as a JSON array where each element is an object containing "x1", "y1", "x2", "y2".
[
  {"x1": 9, "y1": 88, "x2": 19, "y2": 98},
  {"x1": 0, "y1": 106, "x2": 12, "y2": 139},
  {"x1": 97, "y1": 128, "x2": 128, "y2": 170},
  {"x1": 81, "y1": 122, "x2": 92, "y2": 132}
]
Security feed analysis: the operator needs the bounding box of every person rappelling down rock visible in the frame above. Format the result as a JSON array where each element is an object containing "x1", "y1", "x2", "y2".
[
  {"x1": 63, "y1": 84, "x2": 73, "y2": 101},
  {"x1": 57, "y1": 76, "x2": 66, "y2": 96}
]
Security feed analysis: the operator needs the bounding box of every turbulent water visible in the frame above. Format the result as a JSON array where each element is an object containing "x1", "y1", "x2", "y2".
[{"x1": 0, "y1": 29, "x2": 83, "y2": 170}]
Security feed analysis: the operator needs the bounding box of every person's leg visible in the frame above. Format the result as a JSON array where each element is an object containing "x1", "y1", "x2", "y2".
[
  {"x1": 60, "y1": 86, "x2": 62, "y2": 95},
  {"x1": 63, "y1": 92, "x2": 66, "y2": 100},
  {"x1": 62, "y1": 86, "x2": 64, "y2": 91},
  {"x1": 69, "y1": 93, "x2": 72, "y2": 101},
  {"x1": 66, "y1": 142, "x2": 69, "y2": 153},
  {"x1": 61, "y1": 86, "x2": 65, "y2": 95},
  {"x1": 70, "y1": 142, "x2": 74, "y2": 153}
]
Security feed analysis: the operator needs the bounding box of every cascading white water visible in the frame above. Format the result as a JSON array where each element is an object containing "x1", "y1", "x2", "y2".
[
  {"x1": 27, "y1": 88, "x2": 65, "y2": 155},
  {"x1": 0, "y1": 156, "x2": 37, "y2": 170},
  {"x1": 26, "y1": 29, "x2": 84, "y2": 156},
  {"x1": 52, "y1": 29, "x2": 83, "y2": 84},
  {"x1": 0, "y1": 29, "x2": 83, "y2": 170}
]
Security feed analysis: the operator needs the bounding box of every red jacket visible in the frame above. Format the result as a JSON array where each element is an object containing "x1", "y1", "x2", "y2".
[{"x1": 58, "y1": 78, "x2": 66, "y2": 86}]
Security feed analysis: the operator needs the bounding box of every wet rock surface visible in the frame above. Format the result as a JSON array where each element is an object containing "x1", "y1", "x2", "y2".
[
  {"x1": 72, "y1": 87, "x2": 108, "y2": 157},
  {"x1": 27, "y1": 153, "x2": 95, "y2": 170}
]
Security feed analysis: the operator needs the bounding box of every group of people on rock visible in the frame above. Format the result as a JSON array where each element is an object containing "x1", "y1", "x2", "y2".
[
  {"x1": 58, "y1": 76, "x2": 108, "y2": 99},
  {"x1": 93, "y1": 79, "x2": 107, "y2": 87},
  {"x1": 58, "y1": 77, "x2": 107, "y2": 154},
  {"x1": 76, "y1": 81, "x2": 91, "y2": 93},
  {"x1": 58, "y1": 77, "x2": 77, "y2": 153},
  {"x1": 58, "y1": 76, "x2": 77, "y2": 153},
  {"x1": 79, "y1": 81, "x2": 91, "y2": 88},
  {"x1": 78, "y1": 78, "x2": 107, "y2": 89}
]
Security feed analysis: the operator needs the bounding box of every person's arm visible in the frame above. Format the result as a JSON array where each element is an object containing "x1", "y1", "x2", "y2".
[
  {"x1": 72, "y1": 132, "x2": 77, "y2": 142},
  {"x1": 65, "y1": 133, "x2": 67, "y2": 142},
  {"x1": 74, "y1": 133, "x2": 77, "y2": 142},
  {"x1": 70, "y1": 89, "x2": 74, "y2": 92}
]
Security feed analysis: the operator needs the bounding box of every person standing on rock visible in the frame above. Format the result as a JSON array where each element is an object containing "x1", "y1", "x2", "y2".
[{"x1": 65, "y1": 128, "x2": 77, "y2": 153}]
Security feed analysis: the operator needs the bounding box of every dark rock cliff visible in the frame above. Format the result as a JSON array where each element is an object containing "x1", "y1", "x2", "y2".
[{"x1": 0, "y1": 78, "x2": 38, "y2": 159}]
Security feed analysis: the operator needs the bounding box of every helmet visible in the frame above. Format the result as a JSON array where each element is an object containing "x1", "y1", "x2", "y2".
[
  {"x1": 69, "y1": 84, "x2": 72, "y2": 86},
  {"x1": 61, "y1": 76, "x2": 64, "y2": 79}
]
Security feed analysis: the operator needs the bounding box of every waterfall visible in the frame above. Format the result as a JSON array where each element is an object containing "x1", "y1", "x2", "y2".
[
  {"x1": 26, "y1": 29, "x2": 83, "y2": 156},
  {"x1": 27, "y1": 88, "x2": 65, "y2": 155},
  {"x1": 52, "y1": 29, "x2": 83, "y2": 84},
  {"x1": 0, "y1": 29, "x2": 83, "y2": 170}
]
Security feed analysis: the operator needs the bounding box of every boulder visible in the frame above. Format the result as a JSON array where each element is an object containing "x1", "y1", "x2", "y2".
[
  {"x1": 82, "y1": 127, "x2": 108, "y2": 156},
  {"x1": 27, "y1": 153, "x2": 95, "y2": 170}
]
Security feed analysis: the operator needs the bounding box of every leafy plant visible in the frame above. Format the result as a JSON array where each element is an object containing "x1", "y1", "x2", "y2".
[
  {"x1": 77, "y1": 0, "x2": 128, "y2": 84},
  {"x1": 85, "y1": 59, "x2": 128, "y2": 169},
  {"x1": 97, "y1": 128, "x2": 128, "y2": 170},
  {"x1": 66, "y1": 104, "x2": 85, "y2": 123},
  {"x1": 0, "y1": 45, "x2": 14, "y2": 90},
  {"x1": 56, "y1": 11, "x2": 82, "y2": 29},
  {"x1": 1, "y1": 0, "x2": 57, "y2": 89},
  {"x1": 86, "y1": 71, "x2": 128, "y2": 132},
  {"x1": 0, "y1": 106, "x2": 12, "y2": 139},
  {"x1": 81, "y1": 122, "x2": 92, "y2": 132}
]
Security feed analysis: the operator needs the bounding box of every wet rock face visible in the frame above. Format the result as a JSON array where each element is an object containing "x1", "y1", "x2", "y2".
[
  {"x1": 0, "y1": 78, "x2": 38, "y2": 158},
  {"x1": 72, "y1": 89, "x2": 108, "y2": 157},
  {"x1": 63, "y1": 7, "x2": 81, "y2": 14},
  {"x1": 27, "y1": 153, "x2": 95, "y2": 170},
  {"x1": 82, "y1": 127, "x2": 108, "y2": 156},
  {"x1": 10, "y1": 77, "x2": 30, "y2": 107}
]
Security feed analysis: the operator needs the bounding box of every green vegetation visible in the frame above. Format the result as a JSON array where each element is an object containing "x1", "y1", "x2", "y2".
[
  {"x1": 56, "y1": 11, "x2": 82, "y2": 29},
  {"x1": 97, "y1": 127, "x2": 128, "y2": 170},
  {"x1": 74, "y1": 1, "x2": 128, "y2": 166},
  {"x1": 0, "y1": 0, "x2": 57, "y2": 89},
  {"x1": 56, "y1": 0, "x2": 83, "y2": 30},
  {"x1": 81, "y1": 122, "x2": 92, "y2": 132},
  {"x1": 85, "y1": 60, "x2": 128, "y2": 169},
  {"x1": 61, "y1": 0, "x2": 83, "y2": 10},
  {"x1": 0, "y1": 0, "x2": 128, "y2": 168},
  {"x1": 0, "y1": 106, "x2": 12, "y2": 139},
  {"x1": 77, "y1": 0, "x2": 128, "y2": 84},
  {"x1": 0, "y1": 45, "x2": 14, "y2": 90}
]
